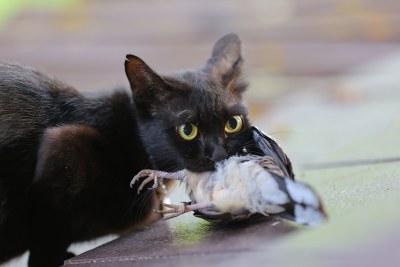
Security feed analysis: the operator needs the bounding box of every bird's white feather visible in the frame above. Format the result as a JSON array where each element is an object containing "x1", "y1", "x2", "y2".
[
  {"x1": 185, "y1": 155, "x2": 326, "y2": 225},
  {"x1": 187, "y1": 156, "x2": 288, "y2": 214},
  {"x1": 285, "y1": 178, "x2": 320, "y2": 208}
]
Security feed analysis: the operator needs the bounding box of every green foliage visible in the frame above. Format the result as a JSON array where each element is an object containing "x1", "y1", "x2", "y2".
[{"x1": 0, "y1": 0, "x2": 80, "y2": 27}]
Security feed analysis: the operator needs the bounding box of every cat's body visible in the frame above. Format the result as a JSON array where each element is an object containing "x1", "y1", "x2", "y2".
[
  {"x1": 0, "y1": 34, "x2": 253, "y2": 267},
  {"x1": 0, "y1": 63, "x2": 153, "y2": 266}
]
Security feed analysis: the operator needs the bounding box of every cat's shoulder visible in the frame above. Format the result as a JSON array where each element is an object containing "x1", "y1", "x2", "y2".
[
  {"x1": 0, "y1": 61, "x2": 78, "y2": 97},
  {"x1": 0, "y1": 61, "x2": 53, "y2": 81}
]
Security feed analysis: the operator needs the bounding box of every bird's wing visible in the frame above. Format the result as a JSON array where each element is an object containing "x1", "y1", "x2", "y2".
[
  {"x1": 249, "y1": 126, "x2": 294, "y2": 179},
  {"x1": 256, "y1": 156, "x2": 287, "y2": 178}
]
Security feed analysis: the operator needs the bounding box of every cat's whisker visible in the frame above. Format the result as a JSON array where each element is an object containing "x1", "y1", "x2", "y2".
[
  {"x1": 129, "y1": 160, "x2": 182, "y2": 216},
  {"x1": 139, "y1": 191, "x2": 155, "y2": 222},
  {"x1": 266, "y1": 131, "x2": 296, "y2": 136},
  {"x1": 146, "y1": 157, "x2": 183, "y2": 172},
  {"x1": 130, "y1": 189, "x2": 153, "y2": 222}
]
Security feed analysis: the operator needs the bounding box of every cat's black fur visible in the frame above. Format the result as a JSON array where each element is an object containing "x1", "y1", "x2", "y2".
[{"x1": 0, "y1": 34, "x2": 252, "y2": 267}]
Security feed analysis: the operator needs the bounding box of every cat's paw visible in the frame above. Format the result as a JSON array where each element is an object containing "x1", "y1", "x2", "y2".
[{"x1": 64, "y1": 251, "x2": 76, "y2": 261}]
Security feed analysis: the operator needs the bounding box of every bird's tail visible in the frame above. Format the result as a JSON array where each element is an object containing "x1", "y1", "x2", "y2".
[{"x1": 275, "y1": 177, "x2": 327, "y2": 226}]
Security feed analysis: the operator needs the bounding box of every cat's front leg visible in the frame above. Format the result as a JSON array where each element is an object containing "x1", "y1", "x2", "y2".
[
  {"x1": 28, "y1": 179, "x2": 75, "y2": 267},
  {"x1": 28, "y1": 124, "x2": 111, "y2": 267},
  {"x1": 28, "y1": 239, "x2": 74, "y2": 267}
]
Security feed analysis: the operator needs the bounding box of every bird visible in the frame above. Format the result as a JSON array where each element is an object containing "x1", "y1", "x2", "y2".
[{"x1": 130, "y1": 127, "x2": 327, "y2": 226}]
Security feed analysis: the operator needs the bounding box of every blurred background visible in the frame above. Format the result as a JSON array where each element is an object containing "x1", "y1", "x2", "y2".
[{"x1": 1, "y1": 0, "x2": 400, "y2": 266}]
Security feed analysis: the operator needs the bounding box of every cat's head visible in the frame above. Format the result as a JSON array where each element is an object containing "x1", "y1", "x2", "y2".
[{"x1": 125, "y1": 34, "x2": 251, "y2": 172}]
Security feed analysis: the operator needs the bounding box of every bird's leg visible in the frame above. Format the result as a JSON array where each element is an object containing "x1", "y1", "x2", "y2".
[
  {"x1": 155, "y1": 202, "x2": 215, "y2": 220},
  {"x1": 130, "y1": 169, "x2": 186, "y2": 193}
]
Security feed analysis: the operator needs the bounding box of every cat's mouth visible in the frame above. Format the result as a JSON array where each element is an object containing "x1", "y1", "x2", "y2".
[{"x1": 184, "y1": 158, "x2": 216, "y2": 173}]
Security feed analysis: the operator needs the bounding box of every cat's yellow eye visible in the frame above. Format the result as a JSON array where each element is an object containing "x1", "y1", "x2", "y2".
[
  {"x1": 225, "y1": 115, "x2": 243, "y2": 134},
  {"x1": 177, "y1": 123, "x2": 198, "y2": 141}
]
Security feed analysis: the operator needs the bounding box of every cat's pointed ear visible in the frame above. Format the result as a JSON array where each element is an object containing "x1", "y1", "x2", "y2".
[
  {"x1": 125, "y1": 54, "x2": 170, "y2": 105},
  {"x1": 205, "y1": 33, "x2": 246, "y2": 94}
]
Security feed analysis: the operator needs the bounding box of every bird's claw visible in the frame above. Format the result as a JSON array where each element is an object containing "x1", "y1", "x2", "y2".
[
  {"x1": 131, "y1": 169, "x2": 186, "y2": 194},
  {"x1": 154, "y1": 202, "x2": 216, "y2": 220},
  {"x1": 154, "y1": 203, "x2": 187, "y2": 220},
  {"x1": 130, "y1": 170, "x2": 163, "y2": 194}
]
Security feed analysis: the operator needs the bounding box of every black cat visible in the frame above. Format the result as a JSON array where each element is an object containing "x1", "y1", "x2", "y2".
[{"x1": 0, "y1": 34, "x2": 252, "y2": 267}]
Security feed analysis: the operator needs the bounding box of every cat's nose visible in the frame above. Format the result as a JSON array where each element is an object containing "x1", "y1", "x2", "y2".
[{"x1": 209, "y1": 146, "x2": 228, "y2": 163}]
